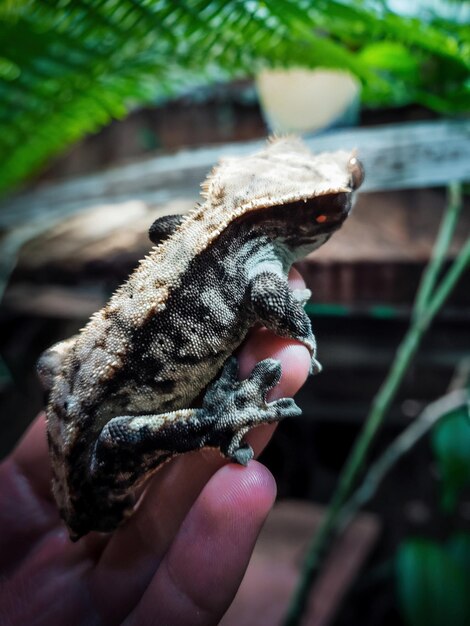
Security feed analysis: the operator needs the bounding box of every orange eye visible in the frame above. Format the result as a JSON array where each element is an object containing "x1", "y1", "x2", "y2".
[{"x1": 316, "y1": 215, "x2": 327, "y2": 223}]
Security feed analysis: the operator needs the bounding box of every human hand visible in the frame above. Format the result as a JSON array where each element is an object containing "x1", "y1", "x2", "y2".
[{"x1": 0, "y1": 270, "x2": 311, "y2": 626}]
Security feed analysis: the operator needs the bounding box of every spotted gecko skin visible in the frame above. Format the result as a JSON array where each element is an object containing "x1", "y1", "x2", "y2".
[{"x1": 37, "y1": 137, "x2": 364, "y2": 540}]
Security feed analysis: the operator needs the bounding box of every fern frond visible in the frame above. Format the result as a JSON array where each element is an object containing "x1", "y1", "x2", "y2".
[{"x1": 0, "y1": 0, "x2": 468, "y2": 194}]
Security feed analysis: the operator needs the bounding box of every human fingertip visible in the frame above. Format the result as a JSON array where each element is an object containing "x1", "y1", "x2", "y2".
[
  {"x1": 214, "y1": 460, "x2": 277, "y2": 514},
  {"x1": 287, "y1": 266, "x2": 306, "y2": 289},
  {"x1": 238, "y1": 329, "x2": 310, "y2": 397}
]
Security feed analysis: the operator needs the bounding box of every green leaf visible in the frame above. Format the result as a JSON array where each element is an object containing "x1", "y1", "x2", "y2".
[
  {"x1": 431, "y1": 406, "x2": 470, "y2": 513},
  {"x1": 358, "y1": 42, "x2": 420, "y2": 78},
  {"x1": 396, "y1": 539, "x2": 470, "y2": 626}
]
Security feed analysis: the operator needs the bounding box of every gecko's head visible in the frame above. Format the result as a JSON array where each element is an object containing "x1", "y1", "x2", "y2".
[
  {"x1": 168, "y1": 136, "x2": 365, "y2": 262},
  {"x1": 252, "y1": 150, "x2": 363, "y2": 255},
  {"x1": 200, "y1": 136, "x2": 363, "y2": 256}
]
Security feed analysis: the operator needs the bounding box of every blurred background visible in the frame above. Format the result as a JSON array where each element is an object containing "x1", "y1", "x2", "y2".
[{"x1": 0, "y1": 1, "x2": 469, "y2": 625}]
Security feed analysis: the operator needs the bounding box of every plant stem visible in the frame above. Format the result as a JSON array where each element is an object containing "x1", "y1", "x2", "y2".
[
  {"x1": 338, "y1": 389, "x2": 467, "y2": 530},
  {"x1": 425, "y1": 237, "x2": 470, "y2": 321},
  {"x1": 284, "y1": 184, "x2": 467, "y2": 625},
  {"x1": 413, "y1": 182, "x2": 462, "y2": 319}
]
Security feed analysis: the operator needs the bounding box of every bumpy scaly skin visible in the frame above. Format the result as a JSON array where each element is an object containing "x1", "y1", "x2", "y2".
[{"x1": 38, "y1": 137, "x2": 363, "y2": 539}]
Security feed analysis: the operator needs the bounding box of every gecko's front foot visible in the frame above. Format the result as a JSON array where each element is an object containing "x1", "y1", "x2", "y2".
[{"x1": 203, "y1": 357, "x2": 302, "y2": 463}]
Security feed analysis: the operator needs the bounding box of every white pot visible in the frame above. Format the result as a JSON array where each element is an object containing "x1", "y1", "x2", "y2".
[{"x1": 256, "y1": 68, "x2": 361, "y2": 134}]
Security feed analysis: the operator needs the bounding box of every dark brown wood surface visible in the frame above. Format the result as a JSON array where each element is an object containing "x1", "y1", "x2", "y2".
[{"x1": 4, "y1": 187, "x2": 469, "y2": 316}]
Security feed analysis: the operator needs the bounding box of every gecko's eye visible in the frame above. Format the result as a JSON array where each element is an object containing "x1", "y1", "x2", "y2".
[{"x1": 348, "y1": 156, "x2": 364, "y2": 191}]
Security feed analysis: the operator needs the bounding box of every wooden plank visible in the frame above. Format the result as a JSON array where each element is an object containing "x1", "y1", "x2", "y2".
[
  {"x1": 11, "y1": 187, "x2": 469, "y2": 277},
  {"x1": 1, "y1": 120, "x2": 469, "y2": 230},
  {"x1": 220, "y1": 500, "x2": 380, "y2": 626},
  {"x1": 2, "y1": 284, "x2": 105, "y2": 318},
  {"x1": 1, "y1": 120, "x2": 468, "y2": 312},
  {"x1": 3, "y1": 187, "x2": 468, "y2": 315}
]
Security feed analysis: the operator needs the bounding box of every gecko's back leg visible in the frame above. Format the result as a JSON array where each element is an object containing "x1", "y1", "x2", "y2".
[{"x1": 65, "y1": 357, "x2": 300, "y2": 538}]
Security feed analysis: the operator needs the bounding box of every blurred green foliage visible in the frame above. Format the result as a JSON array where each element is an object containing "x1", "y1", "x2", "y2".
[
  {"x1": 396, "y1": 372, "x2": 470, "y2": 626},
  {"x1": 396, "y1": 534, "x2": 470, "y2": 626},
  {"x1": 0, "y1": 0, "x2": 468, "y2": 194},
  {"x1": 432, "y1": 404, "x2": 470, "y2": 512}
]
